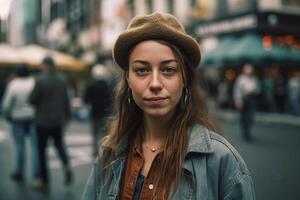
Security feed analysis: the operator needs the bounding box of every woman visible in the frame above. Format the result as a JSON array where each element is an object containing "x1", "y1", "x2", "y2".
[
  {"x1": 82, "y1": 12, "x2": 255, "y2": 200},
  {"x1": 1, "y1": 64, "x2": 40, "y2": 183}
]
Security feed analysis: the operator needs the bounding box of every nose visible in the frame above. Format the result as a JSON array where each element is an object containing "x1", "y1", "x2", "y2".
[{"x1": 149, "y1": 71, "x2": 162, "y2": 93}]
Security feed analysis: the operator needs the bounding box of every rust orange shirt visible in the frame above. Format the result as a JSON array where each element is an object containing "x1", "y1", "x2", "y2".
[{"x1": 120, "y1": 135, "x2": 164, "y2": 200}]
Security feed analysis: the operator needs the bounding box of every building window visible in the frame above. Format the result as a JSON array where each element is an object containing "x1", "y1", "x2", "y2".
[
  {"x1": 193, "y1": 0, "x2": 217, "y2": 20},
  {"x1": 258, "y1": 0, "x2": 300, "y2": 11},
  {"x1": 282, "y1": 0, "x2": 300, "y2": 7},
  {"x1": 168, "y1": 0, "x2": 174, "y2": 14},
  {"x1": 227, "y1": 0, "x2": 254, "y2": 14},
  {"x1": 146, "y1": 0, "x2": 153, "y2": 13},
  {"x1": 258, "y1": 0, "x2": 281, "y2": 10}
]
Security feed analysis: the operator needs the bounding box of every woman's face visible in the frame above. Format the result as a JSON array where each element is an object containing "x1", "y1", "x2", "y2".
[{"x1": 127, "y1": 40, "x2": 184, "y2": 120}]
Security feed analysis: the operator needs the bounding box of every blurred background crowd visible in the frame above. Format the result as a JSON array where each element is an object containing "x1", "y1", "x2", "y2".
[
  {"x1": 1, "y1": 0, "x2": 300, "y2": 117},
  {"x1": 0, "y1": 0, "x2": 300, "y2": 116},
  {"x1": 0, "y1": 0, "x2": 300, "y2": 200}
]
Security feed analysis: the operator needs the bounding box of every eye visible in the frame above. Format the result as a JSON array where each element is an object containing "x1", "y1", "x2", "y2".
[
  {"x1": 134, "y1": 67, "x2": 150, "y2": 76},
  {"x1": 161, "y1": 67, "x2": 177, "y2": 75}
]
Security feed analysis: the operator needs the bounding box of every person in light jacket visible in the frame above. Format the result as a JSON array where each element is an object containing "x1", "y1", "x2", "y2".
[
  {"x1": 233, "y1": 64, "x2": 259, "y2": 141},
  {"x1": 1, "y1": 64, "x2": 40, "y2": 183},
  {"x1": 82, "y1": 12, "x2": 255, "y2": 200}
]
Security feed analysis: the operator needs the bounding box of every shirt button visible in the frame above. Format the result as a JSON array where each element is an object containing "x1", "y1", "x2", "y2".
[
  {"x1": 128, "y1": 177, "x2": 134, "y2": 187},
  {"x1": 148, "y1": 184, "x2": 154, "y2": 190}
]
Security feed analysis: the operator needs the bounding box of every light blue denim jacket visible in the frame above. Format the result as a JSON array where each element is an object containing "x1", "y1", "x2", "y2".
[{"x1": 81, "y1": 124, "x2": 255, "y2": 200}]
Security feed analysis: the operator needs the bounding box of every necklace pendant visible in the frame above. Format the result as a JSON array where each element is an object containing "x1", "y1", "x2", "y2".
[{"x1": 151, "y1": 147, "x2": 156, "y2": 152}]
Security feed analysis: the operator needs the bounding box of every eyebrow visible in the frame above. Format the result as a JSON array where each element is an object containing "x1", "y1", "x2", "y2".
[
  {"x1": 131, "y1": 60, "x2": 149, "y2": 65},
  {"x1": 161, "y1": 59, "x2": 177, "y2": 64},
  {"x1": 131, "y1": 59, "x2": 178, "y2": 65}
]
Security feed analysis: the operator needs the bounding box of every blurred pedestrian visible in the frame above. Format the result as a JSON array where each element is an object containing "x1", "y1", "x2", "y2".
[
  {"x1": 261, "y1": 73, "x2": 275, "y2": 112},
  {"x1": 29, "y1": 56, "x2": 73, "y2": 190},
  {"x1": 233, "y1": 64, "x2": 259, "y2": 141},
  {"x1": 287, "y1": 71, "x2": 300, "y2": 116},
  {"x1": 217, "y1": 79, "x2": 230, "y2": 109},
  {"x1": 1, "y1": 64, "x2": 40, "y2": 183},
  {"x1": 83, "y1": 64, "x2": 113, "y2": 157},
  {"x1": 274, "y1": 75, "x2": 287, "y2": 113},
  {"x1": 0, "y1": 77, "x2": 6, "y2": 112},
  {"x1": 82, "y1": 12, "x2": 255, "y2": 200}
]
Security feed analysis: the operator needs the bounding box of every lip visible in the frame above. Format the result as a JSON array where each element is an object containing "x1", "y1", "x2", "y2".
[{"x1": 144, "y1": 96, "x2": 169, "y2": 103}]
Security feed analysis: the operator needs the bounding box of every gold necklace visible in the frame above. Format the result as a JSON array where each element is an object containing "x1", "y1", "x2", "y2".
[{"x1": 144, "y1": 143, "x2": 162, "y2": 153}]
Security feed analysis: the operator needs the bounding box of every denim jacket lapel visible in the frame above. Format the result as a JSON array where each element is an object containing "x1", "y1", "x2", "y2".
[
  {"x1": 183, "y1": 123, "x2": 215, "y2": 181},
  {"x1": 177, "y1": 124, "x2": 215, "y2": 200}
]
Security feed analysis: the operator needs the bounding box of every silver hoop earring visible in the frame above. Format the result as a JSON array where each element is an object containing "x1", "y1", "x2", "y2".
[
  {"x1": 184, "y1": 88, "x2": 188, "y2": 103},
  {"x1": 127, "y1": 88, "x2": 131, "y2": 104}
]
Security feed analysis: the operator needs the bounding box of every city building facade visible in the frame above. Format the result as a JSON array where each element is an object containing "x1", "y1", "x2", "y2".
[{"x1": 189, "y1": 0, "x2": 300, "y2": 113}]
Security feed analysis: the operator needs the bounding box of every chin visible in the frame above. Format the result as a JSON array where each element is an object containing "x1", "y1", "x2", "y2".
[{"x1": 143, "y1": 108, "x2": 175, "y2": 119}]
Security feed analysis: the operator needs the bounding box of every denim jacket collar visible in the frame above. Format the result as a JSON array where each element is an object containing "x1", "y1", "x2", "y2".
[
  {"x1": 183, "y1": 124, "x2": 214, "y2": 174},
  {"x1": 186, "y1": 124, "x2": 214, "y2": 154}
]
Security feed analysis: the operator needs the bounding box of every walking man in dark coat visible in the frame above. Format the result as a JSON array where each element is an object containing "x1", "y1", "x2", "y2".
[{"x1": 29, "y1": 56, "x2": 73, "y2": 190}]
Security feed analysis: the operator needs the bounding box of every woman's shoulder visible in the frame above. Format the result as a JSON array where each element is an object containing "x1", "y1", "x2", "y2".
[
  {"x1": 210, "y1": 131, "x2": 250, "y2": 174},
  {"x1": 187, "y1": 124, "x2": 255, "y2": 199},
  {"x1": 189, "y1": 124, "x2": 250, "y2": 175}
]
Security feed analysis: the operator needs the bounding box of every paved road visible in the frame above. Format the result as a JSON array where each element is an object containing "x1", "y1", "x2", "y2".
[
  {"x1": 0, "y1": 120, "x2": 93, "y2": 200},
  {"x1": 0, "y1": 116, "x2": 299, "y2": 200},
  {"x1": 218, "y1": 117, "x2": 300, "y2": 200}
]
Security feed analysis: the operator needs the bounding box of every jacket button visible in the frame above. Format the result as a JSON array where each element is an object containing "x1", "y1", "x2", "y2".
[{"x1": 148, "y1": 184, "x2": 154, "y2": 190}]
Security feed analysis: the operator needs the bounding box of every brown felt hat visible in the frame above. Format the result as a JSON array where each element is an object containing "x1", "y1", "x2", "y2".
[{"x1": 112, "y1": 12, "x2": 201, "y2": 70}]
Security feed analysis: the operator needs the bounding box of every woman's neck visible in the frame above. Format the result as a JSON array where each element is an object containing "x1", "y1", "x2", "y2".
[{"x1": 143, "y1": 115, "x2": 168, "y2": 146}]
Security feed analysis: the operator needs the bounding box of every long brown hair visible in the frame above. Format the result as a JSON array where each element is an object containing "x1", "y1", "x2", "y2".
[{"x1": 101, "y1": 40, "x2": 217, "y2": 199}]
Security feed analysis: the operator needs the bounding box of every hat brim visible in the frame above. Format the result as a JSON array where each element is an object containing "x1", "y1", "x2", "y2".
[{"x1": 113, "y1": 24, "x2": 201, "y2": 70}]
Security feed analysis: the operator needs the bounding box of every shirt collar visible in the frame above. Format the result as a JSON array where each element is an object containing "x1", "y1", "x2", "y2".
[
  {"x1": 115, "y1": 131, "x2": 143, "y2": 157},
  {"x1": 132, "y1": 133, "x2": 143, "y2": 156},
  {"x1": 116, "y1": 136, "x2": 130, "y2": 157}
]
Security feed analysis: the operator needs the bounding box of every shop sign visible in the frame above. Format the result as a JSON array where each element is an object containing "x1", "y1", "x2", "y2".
[{"x1": 195, "y1": 14, "x2": 258, "y2": 37}]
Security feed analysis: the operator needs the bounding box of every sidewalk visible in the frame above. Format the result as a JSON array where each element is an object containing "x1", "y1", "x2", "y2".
[
  {"x1": 215, "y1": 109, "x2": 300, "y2": 126},
  {"x1": 208, "y1": 100, "x2": 300, "y2": 126}
]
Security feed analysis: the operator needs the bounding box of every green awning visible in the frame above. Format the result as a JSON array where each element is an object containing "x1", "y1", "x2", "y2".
[
  {"x1": 201, "y1": 34, "x2": 300, "y2": 66},
  {"x1": 224, "y1": 34, "x2": 293, "y2": 64},
  {"x1": 289, "y1": 48, "x2": 300, "y2": 63}
]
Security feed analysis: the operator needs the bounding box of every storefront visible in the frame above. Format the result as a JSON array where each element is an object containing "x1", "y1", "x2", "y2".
[
  {"x1": 191, "y1": 11, "x2": 300, "y2": 67},
  {"x1": 189, "y1": 5, "x2": 300, "y2": 113}
]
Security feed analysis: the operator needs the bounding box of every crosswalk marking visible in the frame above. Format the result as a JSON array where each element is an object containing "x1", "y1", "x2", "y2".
[
  {"x1": 48, "y1": 133, "x2": 94, "y2": 169},
  {"x1": 65, "y1": 133, "x2": 93, "y2": 145},
  {"x1": 0, "y1": 128, "x2": 94, "y2": 169}
]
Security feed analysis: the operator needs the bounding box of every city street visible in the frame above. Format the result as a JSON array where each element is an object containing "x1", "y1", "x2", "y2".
[
  {"x1": 1, "y1": 0, "x2": 300, "y2": 200},
  {"x1": 0, "y1": 119, "x2": 93, "y2": 200},
  {"x1": 0, "y1": 115, "x2": 300, "y2": 200},
  {"x1": 218, "y1": 117, "x2": 300, "y2": 200}
]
